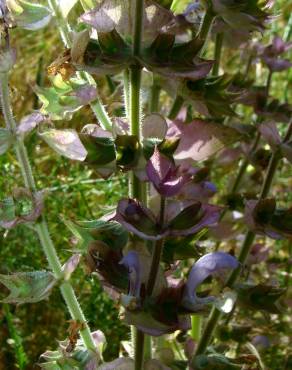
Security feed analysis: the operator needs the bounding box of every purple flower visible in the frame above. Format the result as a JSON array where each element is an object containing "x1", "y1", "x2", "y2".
[
  {"x1": 113, "y1": 198, "x2": 165, "y2": 241},
  {"x1": 262, "y1": 36, "x2": 292, "y2": 72},
  {"x1": 182, "y1": 252, "x2": 239, "y2": 311},
  {"x1": 114, "y1": 198, "x2": 222, "y2": 241},
  {"x1": 168, "y1": 203, "x2": 222, "y2": 237},
  {"x1": 119, "y1": 251, "x2": 141, "y2": 297},
  {"x1": 252, "y1": 335, "x2": 271, "y2": 349},
  {"x1": 146, "y1": 147, "x2": 190, "y2": 197}
]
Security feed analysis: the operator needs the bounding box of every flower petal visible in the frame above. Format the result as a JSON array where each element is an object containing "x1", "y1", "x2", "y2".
[
  {"x1": 182, "y1": 252, "x2": 239, "y2": 311},
  {"x1": 119, "y1": 251, "x2": 141, "y2": 297}
]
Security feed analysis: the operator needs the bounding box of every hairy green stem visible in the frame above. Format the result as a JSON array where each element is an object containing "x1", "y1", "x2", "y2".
[
  {"x1": 123, "y1": 69, "x2": 130, "y2": 118},
  {"x1": 3, "y1": 304, "x2": 28, "y2": 369},
  {"x1": 47, "y1": 0, "x2": 112, "y2": 131},
  {"x1": 232, "y1": 131, "x2": 261, "y2": 194},
  {"x1": 130, "y1": 67, "x2": 142, "y2": 137},
  {"x1": 129, "y1": 1, "x2": 146, "y2": 369},
  {"x1": 143, "y1": 335, "x2": 152, "y2": 361},
  {"x1": 47, "y1": 0, "x2": 71, "y2": 46},
  {"x1": 191, "y1": 315, "x2": 202, "y2": 342},
  {"x1": 197, "y1": 9, "x2": 215, "y2": 47},
  {"x1": 212, "y1": 33, "x2": 224, "y2": 76},
  {"x1": 0, "y1": 73, "x2": 96, "y2": 352},
  {"x1": 195, "y1": 120, "x2": 292, "y2": 356}
]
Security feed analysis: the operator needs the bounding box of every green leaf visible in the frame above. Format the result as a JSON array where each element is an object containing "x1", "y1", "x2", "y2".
[
  {"x1": 39, "y1": 330, "x2": 104, "y2": 369},
  {"x1": 7, "y1": 0, "x2": 52, "y2": 30},
  {"x1": 170, "y1": 0, "x2": 190, "y2": 13},
  {"x1": 64, "y1": 218, "x2": 128, "y2": 251},
  {"x1": 0, "y1": 271, "x2": 56, "y2": 304},
  {"x1": 35, "y1": 75, "x2": 97, "y2": 120}
]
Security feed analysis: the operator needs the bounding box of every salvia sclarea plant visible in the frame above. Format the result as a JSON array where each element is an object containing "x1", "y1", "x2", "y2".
[{"x1": 0, "y1": 0, "x2": 292, "y2": 369}]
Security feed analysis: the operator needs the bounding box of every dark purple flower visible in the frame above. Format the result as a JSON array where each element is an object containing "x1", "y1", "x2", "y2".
[
  {"x1": 146, "y1": 147, "x2": 190, "y2": 197},
  {"x1": 182, "y1": 252, "x2": 239, "y2": 311},
  {"x1": 114, "y1": 198, "x2": 222, "y2": 240},
  {"x1": 113, "y1": 198, "x2": 165, "y2": 241},
  {"x1": 119, "y1": 251, "x2": 141, "y2": 297},
  {"x1": 262, "y1": 36, "x2": 292, "y2": 72},
  {"x1": 168, "y1": 203, "x2": 222, "y2": 237}
]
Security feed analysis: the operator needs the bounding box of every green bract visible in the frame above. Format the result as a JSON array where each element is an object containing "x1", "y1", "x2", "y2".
[
  {"x1": 0, "y1": 271, "x2": 56, "y2": 304},
  {"x1": 7, "y1": 0, "x2": 52, "y2": 30}
]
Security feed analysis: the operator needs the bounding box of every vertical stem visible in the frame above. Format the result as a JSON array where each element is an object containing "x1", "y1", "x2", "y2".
[
  {"x1": 129, "y1": 1, "x2": 145, "y2": 369},
  {"x1": 3, "y1": 304, "x2": 28, "y2": 369},
  {"x1": 130, "y1": 67, "x2": 142, "y2": 137},
  {"x1": 231, "y1": 132, "x2": 261, "y2": 194},
  {"x1": 146, "y1": 197, "x2": 166, "y2": 296},
  {"x1": 197, "y1": 9, "x2": 214, "y2": 45},
  {"x1": 195, "y1": 120, "x2": 292, "y2": 356},
  {"x1": 195, "y1": 307, "x2": 221, "y2": 355},
  {"x1": 47, "y1": 0, "x2": 71, "y2": 47},
  {"x1": 0, "y1": 73, "x2": 96, "y2": 352},
  {"x1": 123, "y1": 69, "x2": 130, "y2": 119},
  {"x1": 212, "y1": 33, "x2": 224, "y2": 76},
  {"x1": 132, "y1": 0, "x2": 144, "y2": 57},
  {"x1": 133, "y1": 329, "x2": 145, "y2": 370},
  {"x1": 266, "y1": 70, "x2": 273, "y2": 96},
  {"x1": 144, "y1": 335, "x2": 152, "y2": 361},
  {"x1": 168, "y1": 95, "x2": 184, "y2": 120},
  {"x1": 191, "y1": 315, "x2": 202, "y2": 342}
]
